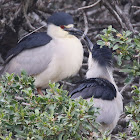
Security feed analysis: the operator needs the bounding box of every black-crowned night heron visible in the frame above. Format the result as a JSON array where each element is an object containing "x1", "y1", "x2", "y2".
[
  {"x1": 0, "y1": 12, "x2": 91, "y2": 95},
  {"x1": 68, "y1": 44, "x2": 123, "y2": 133}
]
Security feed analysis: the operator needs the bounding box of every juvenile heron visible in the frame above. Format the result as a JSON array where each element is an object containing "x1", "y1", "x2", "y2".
[
  {"x1": 69, "y1": 44, "x2": 123, "y2": 133},
  {"x1": 0, "y1": 12, "x2": 92, "y2": 95}
]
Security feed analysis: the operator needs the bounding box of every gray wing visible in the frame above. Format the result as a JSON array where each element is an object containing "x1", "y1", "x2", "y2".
[{"x1": 1, "y1": 41, "x2": 54, "y2": 76}]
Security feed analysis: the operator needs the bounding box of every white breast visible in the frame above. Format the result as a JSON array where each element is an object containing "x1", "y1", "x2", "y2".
[{"x1": 35, "y1": 36, "x2": 83, "y2": 88}]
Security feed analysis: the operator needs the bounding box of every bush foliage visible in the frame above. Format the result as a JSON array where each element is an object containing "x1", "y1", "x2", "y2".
[
  {"x1": 97, "y1": 26, "x2": 140, "y2": 139},
  {"x1": 125, "y1": 86, "x2": 140, "y2": 139},
  {"x1": 0, "y1": 72, "x2": 99, "y2": 140},
  {"x1": 0, "y1": 26, "x2": 140, "y2": 139},
  {"x1": 97, "y1": 25, "x2": 140, "y2": 82}
]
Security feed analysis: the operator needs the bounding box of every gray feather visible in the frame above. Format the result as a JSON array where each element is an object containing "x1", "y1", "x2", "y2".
[{"x1": 1, "y1": 41, "x2": 54, "y2": 76}]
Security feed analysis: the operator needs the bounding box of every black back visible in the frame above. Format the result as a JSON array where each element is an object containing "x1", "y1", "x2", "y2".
[
  {"x1": 92, "y1": 44, "x2": 112, "y2": 67},
  {"x1": 5, "y1": 32, "x2": 52, "y2": 63},
  {"x1": 47, "y1": 12, "x2": 74, "y2": 26},
  {"x1": 68, "y1": 78, "x2": 116, "y2": 100}
]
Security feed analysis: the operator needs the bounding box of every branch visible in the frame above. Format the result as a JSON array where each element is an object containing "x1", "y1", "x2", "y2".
[
  {"x1": 132, "y1": 6, "x2": 140, "y2": 9},
  {"x1": 102, "y1": 0, "x2": 127, "y2": 30},
  {"x1": 115, "y1": 4, "x2": 135, "y2": 33},
  {"x1": 87, "y1": 119, "x2": 101, "y2": 134},
  {"x1": 80, "y1": 12, "x2": 88, "y2": 40},
  {"x1": 120, "y1": 83, "x2": 129, "y2": 95},
  {"x1": 15, "y1": 96, "x2": 30, "y2": 106},
  {"x1": 89, "y1": 18, "x2": 117, "y2": 25},
  {"x1": 120, "y1": 78, "x2": 133, "y2": 95},
  {"x1": 77, "y1": 0, "x2": 101, "y2": 11},
  {"x1": 87, "y1": 7, "x2": 105, "y2": 16},
  {"x1": 21, "y1": 102, "x2": 30, "y2": 106},
  {"x1": 15, "y1": 96, "x2": 24, "y2": 100},
  {"x1": 132, "y1": 22, "x2": 140, "y2": 27},
  {"x1": 134, "y1": 9, "x2": 140, "y2": 16},
  {"x1": 60, "y1": 81, "x2": 76, "y2": 87}
]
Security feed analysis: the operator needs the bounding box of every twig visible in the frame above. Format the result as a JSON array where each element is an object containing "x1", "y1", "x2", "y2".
[
  {"x1": 15, "y1": 96, "x2": 24, "y2": 100},
  {"x1": 80, "y1": 12, "x2": 88, "y2": 40},
  {"x1": 134, "y1": 9, "x2": 140, "y2": 16},
  {"x1": 60, "y1": 81, "x2": 76, "y2": 87},
  {"x1": 119, "y1": 112, "x2": 126, "y2": 120},
  {"x1": 21, "y1": 102, "x2": 30, "y2": 106},
  {"x1": 22, "y1": 0, "x2": 36, "y2": 30},
  {"x1": 102, "y1": 0, "x2": 127, "y2": 30},
  {"x1": 132, "y1": 22, "x2": 140, "y2": 27},
  {"x1": 124, "y1": 3, "x2": 131, "y2": 14},
  {"x1": 87, "y1": 7, "x2": 106, "y2": 16},
  {"x1": 89, "y1": 18, "x2": 117, "y2": 25},
  {"x1": 87, "y1": 119, "x2": 101, "y2": 134},
  {"x1": 132, "y1": 6, "x2": 140, "y2": 9},
  {"x1": 120, "y1": 78, "x2": 133, "y2": 95},
  {"x1": 115, "y1": 4, "x2": 134, "y2": 33},
  {"x1": 120, "y1": 84, "x2": 129, "y2": 95},
  {"x1": 18, "y1": 25, "x2": 46, "y2": 43},
  {"x1": 77, "y1": 0, "x2": 101, "y2": 11},
  {"x1": 31, "y1": 12, "x2": 47, "y2": 27}
]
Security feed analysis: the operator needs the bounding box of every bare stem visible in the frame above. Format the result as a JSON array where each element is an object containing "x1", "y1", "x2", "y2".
[{"x1": 77, "y1": 0, "x2": 101, "y2": 11}]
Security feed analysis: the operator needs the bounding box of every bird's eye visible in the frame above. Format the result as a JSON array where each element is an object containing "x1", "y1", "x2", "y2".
[{"x1": 60, "y1": 25, "x2": 65, "y2": 29}]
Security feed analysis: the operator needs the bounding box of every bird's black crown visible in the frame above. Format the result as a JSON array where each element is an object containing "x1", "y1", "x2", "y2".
[
  {"x1": 92, "y1": 44, "x2": 112, "y2": 67},
  {"x1": 47, "y1": 12, "x2": 74, "y2": 26}
]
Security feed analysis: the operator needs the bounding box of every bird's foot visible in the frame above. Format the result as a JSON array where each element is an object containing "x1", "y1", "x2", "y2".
[{"x1": 37, "y1": 87, "x2": 44, "y2": 96}]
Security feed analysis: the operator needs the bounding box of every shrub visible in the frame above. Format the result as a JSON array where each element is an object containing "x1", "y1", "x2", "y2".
[
  {"x1": 97, "y1": 25, "x2": 140, "y2": 83},
  {"x1": 0, "y1": 72, "x2": 99, "y2": 140},
  {"x1": 0, "y1": 26, "x2": 139, "y2": 139},
  {"x1": 97, "y1": 26, "x2": 140, "y2": 139},
  {"x1": 125, "y1": 85, "x2": 140, "y2": 139}
]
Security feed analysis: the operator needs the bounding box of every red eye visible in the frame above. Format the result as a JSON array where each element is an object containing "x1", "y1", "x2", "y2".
[{"x1": 60, "y1": 25, "x2": 65, "y2": 29}]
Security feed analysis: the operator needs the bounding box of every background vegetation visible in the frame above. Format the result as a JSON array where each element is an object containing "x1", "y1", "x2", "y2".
[{"x1": 0, "y1": 0, "x2": 140, "y2": 139}]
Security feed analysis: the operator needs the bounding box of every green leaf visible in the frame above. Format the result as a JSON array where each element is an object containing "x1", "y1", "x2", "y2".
[
  {"x1": 97, "y1": 40, "x2": 105, "y2": 46},
  {"x1": 124, "y1": 75, "x2": 134, "y2": 83},
  {"x1": 120, "y1": 69, "x2": 132, "y2": 73},
  {"x1": 108, "y1": 25, "x2": 112, "y2": 31},
  {"x1": 125, "y1": 31, "x2": 132, "y2": 37},
  {"x1": 136, "y1": 72, "x2": 140, "y2": 76},
  {"x1": 134, "y1": 38, "x2": 140, "y2": 49},
  {"x1": 113, "y1": 44, "x2": 119, "y2": 50},
  {"x1": 117, "y1": 55, "x2": 122, "y2": 66},
  {"x1": 35, "y1": 109, "x2": 39, "y2": 116}
]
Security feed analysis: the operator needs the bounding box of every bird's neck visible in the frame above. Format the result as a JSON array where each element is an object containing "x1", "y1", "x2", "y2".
[
  {"x1": 86, "y1": 53, "x2": 116, "y2": 86},
  {"x1": 86, "y1": 62, "x2": 112, "y2": 81},
  {"x1": 47, "y1": 24, "x2": 73, "y2": 38}
]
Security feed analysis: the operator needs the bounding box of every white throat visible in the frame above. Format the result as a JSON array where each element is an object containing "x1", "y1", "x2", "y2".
[
  {"x1": 86, "y1": 53, "x2": 114, "y2": 84},
  {"x1": 47, "y1": 24, "x2": 71, "y2": 38}
]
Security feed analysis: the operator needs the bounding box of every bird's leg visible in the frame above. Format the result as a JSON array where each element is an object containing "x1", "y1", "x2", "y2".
[{"x1": 37, "y1": 87, "x2": 44, "y2": 96}]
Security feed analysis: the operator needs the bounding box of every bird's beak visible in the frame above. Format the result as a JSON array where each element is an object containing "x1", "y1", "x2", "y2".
[
  {"x1": 64, "y1": 27, "x2": 82, "y2": 36},
  {"x1": 64, "y1": 27, "x2": 93, "y2": 52}
]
